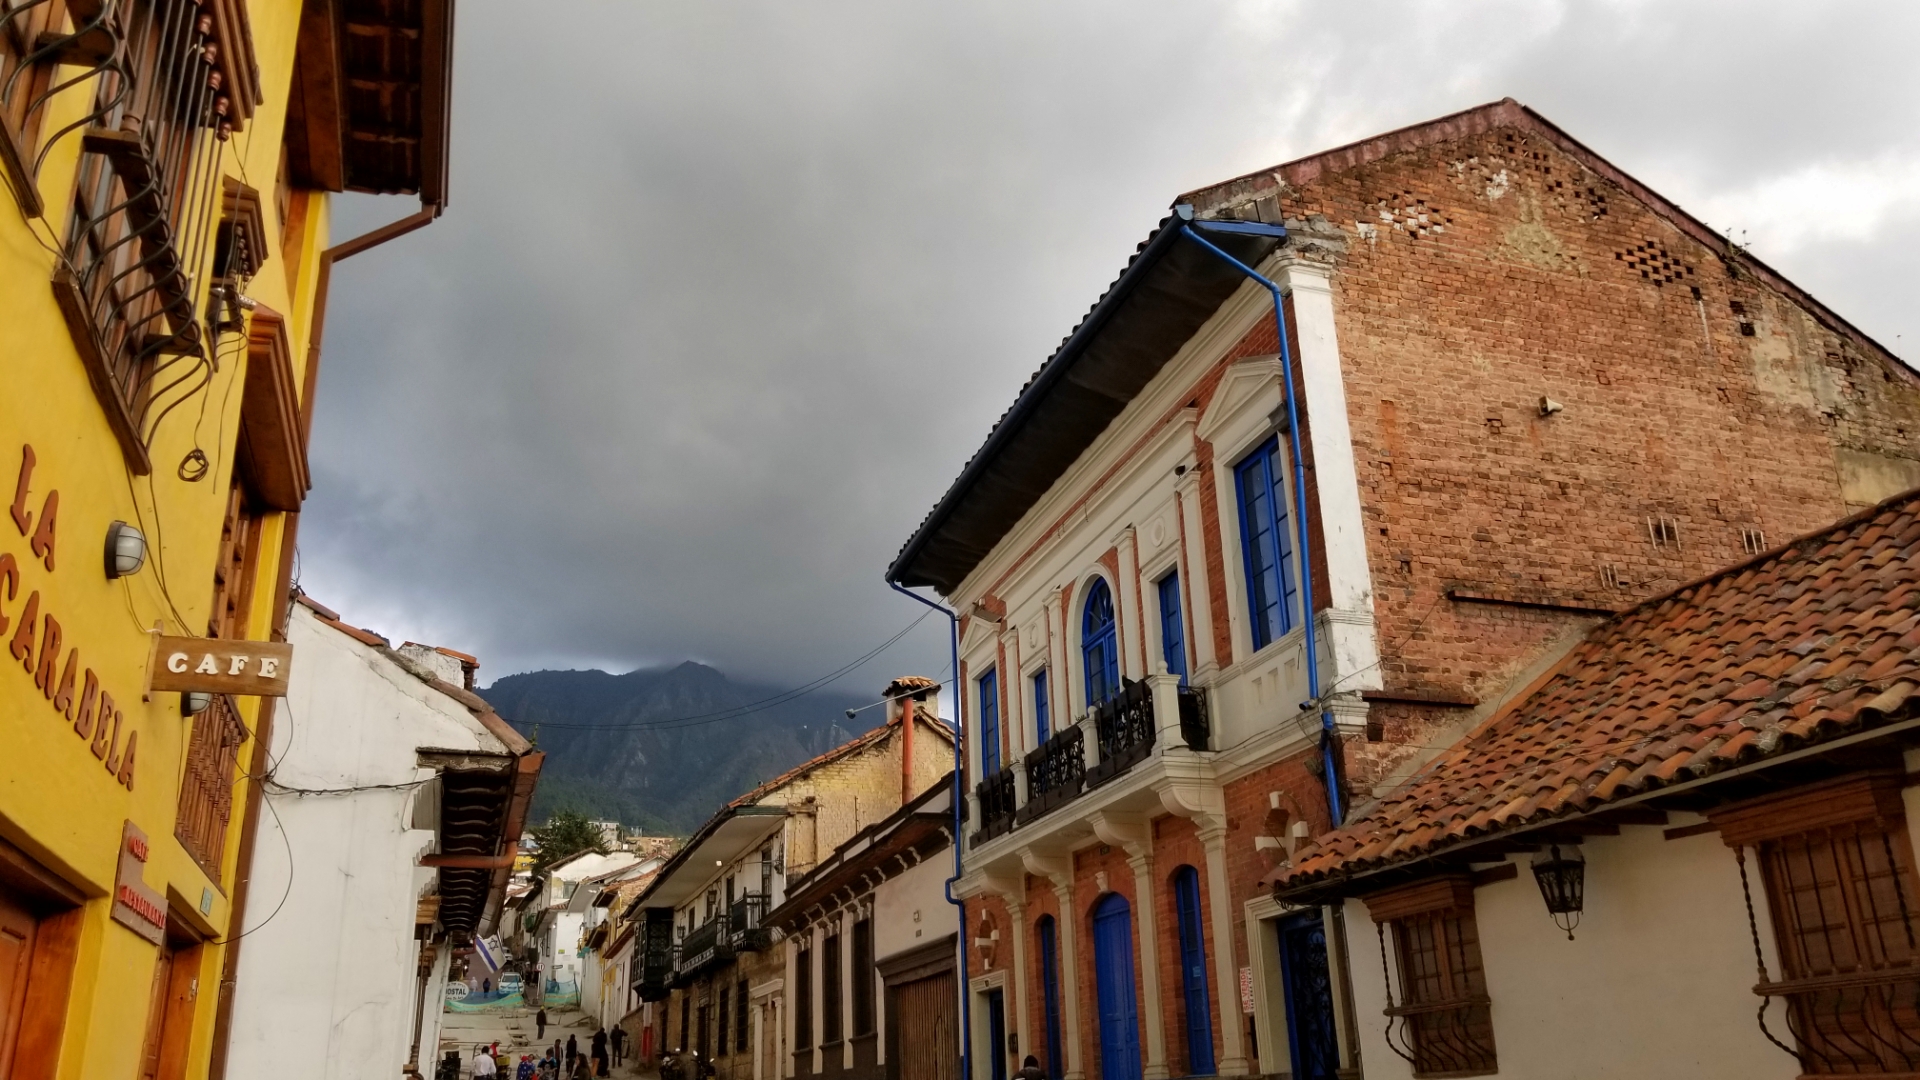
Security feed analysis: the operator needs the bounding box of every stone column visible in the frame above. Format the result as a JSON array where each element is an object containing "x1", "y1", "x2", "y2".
[
  {"x1": 1173, "y1": 468, "x2": 1219, "y2": 683},
  {"x1": 1114, "y1": 526, "x2": 1144, "y2": 681},
  {"x1": 1198, "y1": 818, "x2": 1251, "y2": 1075},
  {"x1": 1005, "y1": 896, "x2": 1030, "y2": 1076}
]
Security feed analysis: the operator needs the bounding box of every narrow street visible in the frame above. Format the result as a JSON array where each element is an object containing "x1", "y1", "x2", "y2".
[{"x1": 437, "y1": 1005, "x2": 657, "y2": 1080}]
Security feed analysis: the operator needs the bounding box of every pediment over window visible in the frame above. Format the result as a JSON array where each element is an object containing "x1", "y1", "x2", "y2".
[{"x1": 1197, "y1": 356, "x2": 1286, "y2": 446}]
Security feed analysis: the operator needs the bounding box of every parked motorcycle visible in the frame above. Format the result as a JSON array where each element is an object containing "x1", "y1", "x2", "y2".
[{"x1": 658, "y1": 1049, "x2": 714, "y2": 1080}]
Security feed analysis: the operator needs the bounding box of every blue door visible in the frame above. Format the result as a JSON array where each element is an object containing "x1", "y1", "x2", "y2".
[
  {"x1": 1278, "y1": 911, "x2": 1339, "y2": 1080},
  {"x1": 1037, "y1": 916, "x2": 1063, "y2": 1079},
  {"x1": 1158, "y1": 573, "x2": 1188, "y2": 684},
  {"x1": 986, "y1": 988, "x2": 1008, "y2": 1080},
  {"x1": 1092, "y1": 894, "x2": 1143, "y2": 1080},
  {"x1": 1173, "y1": 868, "x2": 1215, "y2": 1074}
]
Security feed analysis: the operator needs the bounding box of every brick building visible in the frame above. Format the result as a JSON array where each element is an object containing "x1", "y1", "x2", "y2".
[
  {"x1": 627, "y1": 681, "x2": 954, "y2": 1078},
  {"x1": 885, "y1": 99, "x2": 1920, "y2": 1079}
]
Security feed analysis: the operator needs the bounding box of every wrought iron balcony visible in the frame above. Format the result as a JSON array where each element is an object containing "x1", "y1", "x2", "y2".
[
  {"x1": 971, "y1": 767, "x2": 1017, "y2": 847},
  {"x1": 1178, "y1": 684, "x2": 1210, "y2": 750},
  {"x1": 636, "y1": 941, "x2": 676, "y2": 1001},
  {"x1": 1384, "y1": 993, "x2": 1498, "y2": 1077},
  {"x1": 727, "y1": 894, "x2": 774, "y2": 954},
  {"x1": 1017, "y1": 725, "x2": 1084, "y2": 826},
  {"x1": 1086, "y1": 680, "x2": 1155, "y2": 789},
  {"x1": 673, "y1": 916, "x2": 734, "y2": 984}
]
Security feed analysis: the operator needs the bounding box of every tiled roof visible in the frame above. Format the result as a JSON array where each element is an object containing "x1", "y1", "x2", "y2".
[{"x1": 1274, "y1": 489, "x2": 1920, "y2": 895}]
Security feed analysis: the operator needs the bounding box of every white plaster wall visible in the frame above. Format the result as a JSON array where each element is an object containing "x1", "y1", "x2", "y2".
[
  {"x1": 873, "y1": 855, "x2": 955, "y2": 963},
  {"x1": 227, "y1": 604, "x2": 516, "y2": 1080},
  {"x1": 1346, "y1": 823, "x2": 1795, "y2": 1080}
]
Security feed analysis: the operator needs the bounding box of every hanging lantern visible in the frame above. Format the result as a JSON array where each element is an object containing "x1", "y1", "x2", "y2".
[{"x1": 1530, "y1": 844, "x2": 1586, "y2": 939}]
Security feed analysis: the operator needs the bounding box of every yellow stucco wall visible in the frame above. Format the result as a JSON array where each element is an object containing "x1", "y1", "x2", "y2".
[{"x1": 0, "y1": 0, "x2": 329, "y2": 1075}]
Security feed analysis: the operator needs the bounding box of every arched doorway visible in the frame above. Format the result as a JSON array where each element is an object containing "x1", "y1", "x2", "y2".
[{"x1": 1091, "y1": 893, "x2": 1142, "y2": 1080}]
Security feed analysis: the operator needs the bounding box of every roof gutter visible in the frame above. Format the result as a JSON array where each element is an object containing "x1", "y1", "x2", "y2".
[{"x1": 887, "y1": 210, "x2": 1193, "y2": 588}]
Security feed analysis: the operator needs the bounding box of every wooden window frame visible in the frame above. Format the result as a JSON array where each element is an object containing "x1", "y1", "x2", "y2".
[
  {"x1": 735, "y1": 977, "x2": 749, "y2": 1055},
  {"x1": 1081, "y1": 578, "x2": 1119, "y2": 707},
  {"x1": 822, "y1": 931, "x2": 843, "y2": 1045},
  {"x1": 977, "y1": 668, "x2": 1000, "y2": 778},
  {"x1": 1234, "y1": 437, "x2": 1299, "y2": 651},
  {"x1": 794, "y1": 946, "x2": 813, "y2": 1052},
  {"x1": 1711, "y1": 771, "x2": 1920, "y2": 1075},
  {"x1": 174, "y1": 693, "x2": 247, "y2": 883},
  {"x1": 851, "y1": 917, "x2": 875, "y2": 1038},
  {"x1": 1363, "y1": 875, "x2": 1498, "y2": 1079},
  {"x1": 0, "y1": 0, "x2": 70, "y2": 215}
]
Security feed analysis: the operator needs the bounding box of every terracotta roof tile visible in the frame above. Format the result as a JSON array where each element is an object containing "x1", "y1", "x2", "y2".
[{"x1": 1273, "y1": 489, "x2": 1920, "y2": 896}]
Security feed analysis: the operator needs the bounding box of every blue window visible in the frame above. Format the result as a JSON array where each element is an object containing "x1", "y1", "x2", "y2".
[
  {"x1": 1173, "y1": 867, "x2": 1216, "y2": 1074},
  {"x1": 1235, "y1": 437, "x2": 1299, "y2": 650},
  {"x1": 1157, "y1": 572, "x2": 1188, "y2": 684},
  {"x1": 1033, "y1": 670, "x2": 1051, "y2": 744},
  {"x1": 978, "y1": 668, "x2": 1001, "y2": 776},
  {"x1": 1082, "y1": 578, "x2": 1120, "y2": 707}
]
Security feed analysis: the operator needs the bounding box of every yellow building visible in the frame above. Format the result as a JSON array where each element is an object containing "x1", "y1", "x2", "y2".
[{"x1": 0, "y1": 1, "x2": 451, "y2": 1076}]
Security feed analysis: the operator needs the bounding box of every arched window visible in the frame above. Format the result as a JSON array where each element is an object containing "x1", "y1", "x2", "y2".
[
  {"x1": 1172, "y1": 867, "x2": 1216, "y2": 1074},
  {"x1": 1082, "y1": 578, "x2": 1120, "y2": 707}
]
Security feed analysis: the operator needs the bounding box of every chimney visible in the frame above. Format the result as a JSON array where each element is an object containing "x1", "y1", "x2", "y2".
[
  {"x1": 884, "y1": 676, "x2": 938, "y2": 805},
  {"x1": 399, "y1": 643, "x2": 480, "y2": 690}
]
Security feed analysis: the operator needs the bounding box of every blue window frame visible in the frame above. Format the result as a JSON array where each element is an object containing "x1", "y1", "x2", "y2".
[
  {"x1": 978, "y1": 668, "x2": 1001, "y2": 776},
  {"x1": 1038, "y1": 915, "x2": 1064, "y2": 1079},
  {"x1": 1033, "y1": 669, "x2": 1051, "y2": 744},
  {"x1": 1157, "y1": 572, "x2": 1188, "y2": 685},
  {"x1": 1082, "y1": 578, "x2": 1120, "y2": 707},
  {"x1": 1173, "y1": 867, "x2": 1216, "y2": 1074},
  {"x1": 1234, "y1": 437, "x2": 1299, "y2": 651}
]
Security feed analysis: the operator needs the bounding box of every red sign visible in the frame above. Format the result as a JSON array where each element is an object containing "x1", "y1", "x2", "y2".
[{"x1": 111, "y1": 821, "x2": 166, "y2": 945}]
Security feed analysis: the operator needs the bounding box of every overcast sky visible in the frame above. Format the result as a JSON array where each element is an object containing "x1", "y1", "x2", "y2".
[{"x1": 303, "y1": 0, "x2": 1920, "y2": 694}]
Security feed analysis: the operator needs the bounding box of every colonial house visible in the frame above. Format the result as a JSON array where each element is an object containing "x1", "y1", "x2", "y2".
[
  {"x1": 1273, "y1": 489, "x2": 1920, "y2": 1080},
  {"x1": 628, "y1": 679, "x2": 955, "y2": 1079},
  {"x1": 588, "y1": 871, "x2": 664, "y2": 1040},
  {"x1": 766, "y1": 776, "x2": 958, "y2": 1080},
  {"x1": 579, "y1": 861, "x2": 664, "y2": 1025},
  {"x1": 0, "y1": 0, "x2": 450, "y2": 1073},
  {"x1": 534, "y1": 849, "x2": 645, "y2": 1002},
  {"x1": 886, "y1": 99, "x2": 1920, "y2": 1080},
  {"x1": 225, "y1": 596, "x2": 542, "y2": 1079}
]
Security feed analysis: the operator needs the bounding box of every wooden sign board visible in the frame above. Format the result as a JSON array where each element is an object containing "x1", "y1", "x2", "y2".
[
  {"x1": 112, "y1": 821, "x2": 166, "y2": 945},
  {"x1": 148, "y1": 637, "x2": 293, "y2": 697}
]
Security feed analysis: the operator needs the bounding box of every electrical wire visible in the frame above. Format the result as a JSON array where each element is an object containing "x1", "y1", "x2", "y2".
[{"x1": 503, "y1": 609, "x2": 937, "y2": 733}]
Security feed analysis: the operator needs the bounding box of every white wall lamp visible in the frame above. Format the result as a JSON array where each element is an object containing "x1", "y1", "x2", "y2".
[
  {"x1": 104, "y1": 521, "x2": 147, "y2": 579},
  {"x1": 182, "y1": 692, "x2": 213, "y2": 716}
]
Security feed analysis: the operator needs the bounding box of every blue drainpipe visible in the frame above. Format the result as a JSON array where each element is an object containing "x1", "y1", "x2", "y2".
[
  {"x1": 1176, "y1": 207, "x2": 1345, "y2": 826},
  {"x1": 887, "y1": 580, "x2": 970, "y2": 1079}
]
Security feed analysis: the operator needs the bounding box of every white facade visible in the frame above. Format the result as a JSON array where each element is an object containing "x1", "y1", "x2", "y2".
[
  {"x1": 227, "y1": 600, "x2": 528, "y2": 1080},
  {"x1": 539, "y1": 850, "x2": 641, "y2": 996}
]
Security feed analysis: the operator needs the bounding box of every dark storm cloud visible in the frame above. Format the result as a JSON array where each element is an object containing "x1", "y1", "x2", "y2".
[{"x1": 300, "y1": 0, "x2": 1920, "y2": 687}]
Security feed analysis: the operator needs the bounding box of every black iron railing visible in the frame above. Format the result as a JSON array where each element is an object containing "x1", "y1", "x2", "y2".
[
  {"x1": 972, "y1": 767, "x2": 1017, "y2": 847},
  {"x1": 674, "y1": 916, "x2": 733, "y2": 984},
  {"x1": 728, "y1": 894, "x2": 773, "y2": 954},
  {"x1": 1086, "y1": 681, "x2": 1155, "y2": 789},
  {"x1": 1177, "y1": 684, "x2": 1209, "y2": 750},
  {"x1": 1385, "y1": 994, "x2": 1498, "y2": 1077},
  {"x1": 1017, "y1": 726, "x2": 1084, "y2": 825},
  {"x1": 1759, "y1": 969, "x2": 1920, "y2": 1075}
]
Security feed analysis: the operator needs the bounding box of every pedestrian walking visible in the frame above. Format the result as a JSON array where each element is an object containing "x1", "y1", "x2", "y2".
[
  {"x1": 1014, "y1": 1055, "x2": 1047, "y2": 1079},
  {"x1": 609, "y1": 1025, "x2": 625, "y2": 1068},
  {"x1": 566, "y1": 1035, "x2": 577, "y2": 1062},
  {"x1": 536, "y1": 1007, "x2": 548, "y2": 1041},
  {"x1": 590, "y1": 1029, "x2": 608, "y2": 1077},
  {"x1": 483, "y1": 977, "x2": 491, "y2": 995},
  {"x1": 471, "y1": 1046, "x2": 497, "y2": 1078},
  {"x1": 570, "y1": 1054, "x2": 591, "y2": 1080}
]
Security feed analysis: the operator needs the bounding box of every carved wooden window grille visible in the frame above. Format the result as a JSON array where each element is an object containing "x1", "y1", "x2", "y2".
[
  {"x1": 1369, "y1": 877, "x2": 1498, "y2": 1078},
  {"x1": 174, "y1": 691, "x2": 246, "y2": 880},
  {"x1": 53, "y1": 0, "x2": 235, "y2": 474},
  {"x1": 1756, "y1": 820, "x2": 1920, "y2": 1074},
  {"x1": 207, "y1": 471, "x2": 260, "y2": 638},
  {"x1": 0, "y1": 0, "x2": 71, "y2": 209}
]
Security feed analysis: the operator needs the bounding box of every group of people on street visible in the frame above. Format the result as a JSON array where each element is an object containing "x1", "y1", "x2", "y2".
[{"x1": 468, "y1": 1014, "x2": 626, "y2": 1079}]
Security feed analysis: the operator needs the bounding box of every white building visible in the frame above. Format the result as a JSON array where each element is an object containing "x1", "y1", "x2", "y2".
[
  {"x1": 535, "y1": 849, "x2": 643, "y2": 999},
  {"x1": 226, "y1": 596, "x2": 543, "y2": 1079}
]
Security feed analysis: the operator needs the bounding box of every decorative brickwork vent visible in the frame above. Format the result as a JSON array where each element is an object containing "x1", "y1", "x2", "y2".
[
  {"x1": 1617, "y1": 241, "x2": 1695, "y2": 286},
  {"x1": 1647, "y1": 515, "x2": 1681, "y2": 549},
  {"x1": 1373, "y1": 192, "x2": 1448, "y2": 239},
  {"x1": 1741, "y1": 526, "x2": 1768, "y2": 555}
]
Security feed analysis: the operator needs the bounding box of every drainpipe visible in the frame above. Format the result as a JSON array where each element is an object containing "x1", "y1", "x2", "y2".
[
  {"x1": 887, "y1": 580, "x2": 969, "y2": 1080},
  {"x1": 1174, "y1": 207, "x2": 1345, "y2": 826}
]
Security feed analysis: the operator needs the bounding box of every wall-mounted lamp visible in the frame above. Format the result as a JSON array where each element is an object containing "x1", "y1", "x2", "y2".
[
  {"x1": 104, "y1": 521, "x2": 147, "y2": 579},
  {"x1": 182, "y1": 692, "x2": 213, "y2": 716},
  {"x1": 1539, "y1": 396, "x2": 1565, "y2": 417},
  {"x1": 1531, "y1": 844, "x2": 1586, "y2": 939}
]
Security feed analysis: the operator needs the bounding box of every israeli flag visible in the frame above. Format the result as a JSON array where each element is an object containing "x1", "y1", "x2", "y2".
[{"x1": 475, "y1": 936, "x2": 501, "y2": 973}]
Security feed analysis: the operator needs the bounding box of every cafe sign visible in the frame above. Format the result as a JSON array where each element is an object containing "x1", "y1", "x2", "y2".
[{"x1": 148, "y1": 636, "x2": 293, "y2": 697}]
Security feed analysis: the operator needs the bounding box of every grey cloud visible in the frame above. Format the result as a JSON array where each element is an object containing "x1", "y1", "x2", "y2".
[{"x1": 300, "y1": 0, "x2": 1920, "y2": 687}]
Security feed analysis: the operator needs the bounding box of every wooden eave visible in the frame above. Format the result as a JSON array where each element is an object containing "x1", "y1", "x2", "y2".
[
  {"x1": 285, "y1": 0, "x2": 453, "y2": 201},
  {"x1": 237, "y1": 305, "x2": 310, "y2": 511}
]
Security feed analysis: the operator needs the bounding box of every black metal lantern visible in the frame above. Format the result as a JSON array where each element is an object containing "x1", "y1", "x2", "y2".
[{"x1": 1530, "y1": 844, "x2": 1586, "y2": 939}]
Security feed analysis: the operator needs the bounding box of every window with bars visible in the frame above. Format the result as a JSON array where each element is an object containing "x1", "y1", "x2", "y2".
[
  {"x1": 717, "y1": 984, "x2": 730, "y2": 1058},
  {"x1": 0, "y1": 0, "x2": 69, "y2": 208},
  {"x1": 823, "y1": 931, "x2": 844, "y2": 1043},
  {"x1": 208, "y1": 472, "x2": 261, "y2": 638},
  {"x1": 736, "y1": 978, "x2": 750, "y2": 1052},
  {"x1": 174, "y1": 691, "x2": 246, "y2": 880},
  {"x1": 795, "y1": 946, "x2": 813, "y2": 1050},
  {"x1": 852, "y1": 917, "x2": 875, "y2": 1037},
  {"x1": 1366, "y1": 876, "x2": 1497, "y2": 1078},
  {"x1": 53, "y1": 0, "x2": 237, "y2": 472}
]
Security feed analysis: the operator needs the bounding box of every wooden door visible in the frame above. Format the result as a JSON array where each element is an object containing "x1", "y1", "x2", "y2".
[
  {"x1": 889, "y1": 972, "x2": 955, "y2": 1080},
  {"x1": 138, "y1": 944, "x2": 199, "y2": 1080},
  {"x1": 0, "y1": 892, "x2": 38, "y2": 1080}
]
